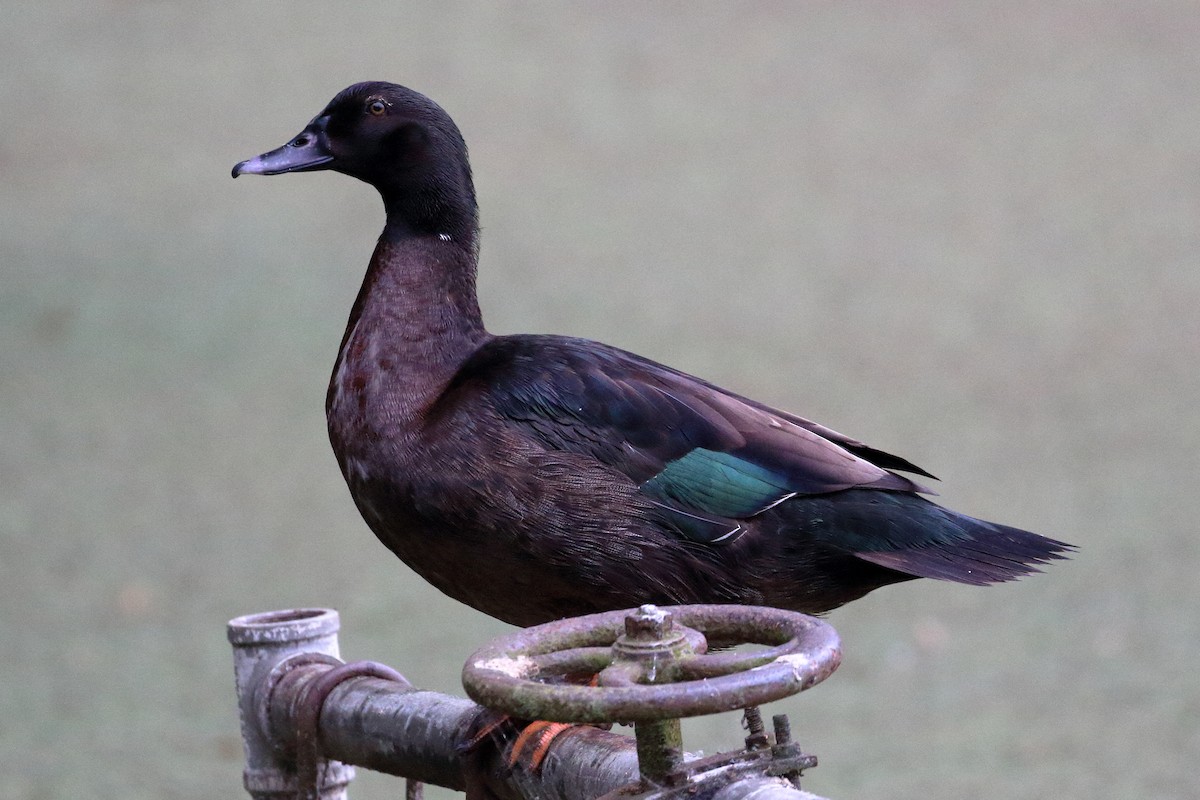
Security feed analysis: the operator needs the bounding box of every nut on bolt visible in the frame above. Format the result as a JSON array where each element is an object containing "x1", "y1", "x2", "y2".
[
  {"x1": 625, "y1": 604, "x2": 672, "y2": 640},
  {"x1": 609, "y1": 605, "x2": 696, "y2": 671}
]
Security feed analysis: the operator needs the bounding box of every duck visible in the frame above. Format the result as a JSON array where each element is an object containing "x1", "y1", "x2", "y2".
[{"x1": 233, "y1": 82, "x2": 1070, "y2": 628}]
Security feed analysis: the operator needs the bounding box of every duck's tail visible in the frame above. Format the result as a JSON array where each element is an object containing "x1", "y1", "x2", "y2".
[{"x1": 788, "y1": 489, "x2": 1074, "y2": 585}]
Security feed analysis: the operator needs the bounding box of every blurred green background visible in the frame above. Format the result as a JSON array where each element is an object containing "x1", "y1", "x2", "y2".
[{"x1": 3, "y1": 2, "x2": 1197, "y2": 798}]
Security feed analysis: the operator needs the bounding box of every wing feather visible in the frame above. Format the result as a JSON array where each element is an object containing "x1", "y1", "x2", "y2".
[{"x1": 443, "y1": 335, "x2": 934, "y2": 543}]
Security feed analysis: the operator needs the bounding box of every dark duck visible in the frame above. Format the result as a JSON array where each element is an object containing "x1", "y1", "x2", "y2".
[{"x1": 234, "y1": 82, "x2": 1070, "y2": 628}]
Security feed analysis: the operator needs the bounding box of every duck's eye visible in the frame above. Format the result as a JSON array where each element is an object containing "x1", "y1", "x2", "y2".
[{"x1": 367, "y1": 99, "x2": 387, "y2": 116}]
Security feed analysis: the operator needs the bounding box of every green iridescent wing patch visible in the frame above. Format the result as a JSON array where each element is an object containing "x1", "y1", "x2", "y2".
[{"x1": 641, "y1": 447, "x2": 796, "y2": 519}]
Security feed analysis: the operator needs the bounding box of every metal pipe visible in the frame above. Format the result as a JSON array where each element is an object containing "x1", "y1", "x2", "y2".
[
  {"x1": 274, "y1": 662, "x2": 642, "y2": 800},
  {"x1": 246, "y1": 654, "x2": 830, "y2": 800},
  {"x1": 229, "y1": 609, "x2": 643, "y2": 800},
  {"x1": 228, "y1": 608, "x2": 831, "y2": 800},
  {"x1": 713, "y1": 777, "x2": 828, "y2": 800},
  {"x1": 227, "y1": 608, "x2": 355, "y2": 800}
]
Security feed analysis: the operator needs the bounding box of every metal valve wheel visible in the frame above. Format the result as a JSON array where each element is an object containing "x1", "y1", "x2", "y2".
[{"x1": 462, "y1": 604, "x2": 842, "y2": 724}]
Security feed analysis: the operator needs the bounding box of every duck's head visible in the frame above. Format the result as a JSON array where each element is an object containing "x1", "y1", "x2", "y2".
[{"x1": 234, "y1": 82, "x2": 477, "y2": 240}]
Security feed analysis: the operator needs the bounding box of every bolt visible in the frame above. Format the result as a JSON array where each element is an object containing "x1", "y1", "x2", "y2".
[
  {"x1": 770, "y1": 713, "x2": 809, "y2": 788},
  {"x1": 743, "y1": 706, "x2": 770, "y2": 750},
  {"x1": 772, "y1": 714, "x2": 792, "y2": 745}
]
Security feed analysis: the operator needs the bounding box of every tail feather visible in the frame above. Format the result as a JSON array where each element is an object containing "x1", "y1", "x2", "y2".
[
  {"x1": 856, "y1": 519, "x2": 1073, "y2": 586},
  {"x1": 777, "y1": 488, "x2": 1073, "y2": 587}
]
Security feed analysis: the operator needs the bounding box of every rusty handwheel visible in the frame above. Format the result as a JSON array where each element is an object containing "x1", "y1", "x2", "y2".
[{"x1": 462, "y1": 604, "x2": 841, "y2": 724}]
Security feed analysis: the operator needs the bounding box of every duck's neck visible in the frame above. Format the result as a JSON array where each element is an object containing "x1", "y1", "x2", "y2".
[{"x1": 331, "y1": 226, "x2": 488, "y2": 421}]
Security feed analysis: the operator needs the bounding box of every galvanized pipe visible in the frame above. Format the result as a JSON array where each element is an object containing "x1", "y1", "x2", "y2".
[
  {"x1": 270, "y1": 662, "x2": 643, "y2": 799},
  {"x1": 229, "y1": 608, "x2": 644, "y2": 800},
  {"x1": 713, "y1": 778, "x2": 828, "y2": 800},
  {"x1": 298, "y1": 669, "x2": 829, "y2": 800},
  {"x1": 228, "y1": 608, "x2": 355, "y2": 800}
]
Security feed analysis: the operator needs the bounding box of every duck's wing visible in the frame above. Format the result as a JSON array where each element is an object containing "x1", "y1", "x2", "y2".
[{"x1": 441, "y1": 335, "x2": 934, "y2": 544}]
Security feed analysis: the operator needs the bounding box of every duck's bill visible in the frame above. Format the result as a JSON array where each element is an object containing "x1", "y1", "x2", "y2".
[{"x1": 232, "y1": 120, "x2": 333, "y2": 178}]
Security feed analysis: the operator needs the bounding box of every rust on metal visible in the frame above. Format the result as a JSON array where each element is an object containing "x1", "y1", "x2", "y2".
[
  {"x1": 461, "y1": 604, "x2": 842, "y2": 724},
  {"x1": 229, "y1": 605, "x2": 834, "y2": 800},
  {"x1": 294, "y1": 660, "x2": 414, "y2": 800}
]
